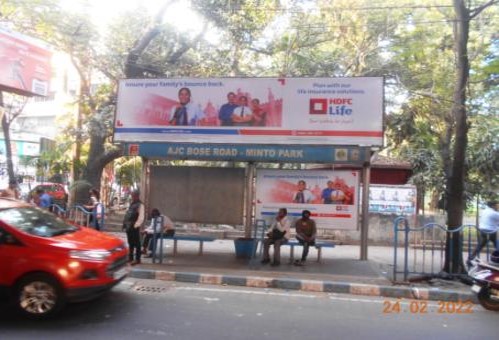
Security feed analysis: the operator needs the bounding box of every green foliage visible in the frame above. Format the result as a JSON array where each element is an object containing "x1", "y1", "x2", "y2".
[{"x1": 114, "y1": 157, "x2": 142, "y2": 187}]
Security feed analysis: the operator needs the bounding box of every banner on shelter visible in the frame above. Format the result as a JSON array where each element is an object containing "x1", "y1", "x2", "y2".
[
  {"x1": 0, "y1": 28, "x2": 52, "y2": 96},
  {"x1": 255, "y1": 169, "x2": 360, "y2": 230},
  {"x1": 114, "y1": 77, "x2": 383, "y2": 146},
  {"x1": 368, "y1": 185, "x2": 417, "y2": 215}
]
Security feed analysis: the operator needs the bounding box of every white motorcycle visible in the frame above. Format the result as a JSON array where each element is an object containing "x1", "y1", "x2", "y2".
[{"x1": 468, "y1": 251, "x2": 499, "y2": 311}]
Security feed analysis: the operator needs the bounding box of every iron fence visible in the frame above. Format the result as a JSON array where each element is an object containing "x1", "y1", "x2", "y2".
[{"x1": 393, "y1": 216, "x2": 497, "y2": 282}]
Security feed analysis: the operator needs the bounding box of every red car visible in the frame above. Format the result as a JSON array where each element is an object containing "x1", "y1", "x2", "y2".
[{"x1": 0, "y1": 198, "x2": 128, "y2": 318}]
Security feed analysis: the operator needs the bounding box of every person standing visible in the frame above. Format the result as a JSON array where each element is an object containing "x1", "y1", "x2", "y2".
[
  {"x1": 1, "y1": 180, "x2": 20, "y2": 199},
  {"x1": 123, "y1": 190, "x2": 145, "y2": 265},
  {"x1": 250, "y1": 98, "x2": 267, "y2": 127},
  {"x1": 294, "y1": 210, "x2": 317, "y2": 266},
  {"x1": 468, "y1": 200, "x2": 499, "y2": 264},
  {"x1": 36, "y1": 188, "x2": 53, "y2": 210},
  {"x1": 169, "y1": 87, "x2": 205, "y2": 126},
  {"x1": 231, "y1": 96, "x2": 253, "y2": 126},
  {"x1": 84, "y1": 188, "x2": 103, "y2": 231},
  {"x1": 218, "y1": 92, "x2": 238, "y2": 126},
  {"x1": 261, "y1": 208, "x2": 291, "y2": 266},
  {"x1": 321, "y1": 181, "x2": 334, "y2": 204}
]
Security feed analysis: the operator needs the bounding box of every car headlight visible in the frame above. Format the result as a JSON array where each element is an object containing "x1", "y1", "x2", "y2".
[{"x1": 69, "y1": 250, "x2": 111, "y2": 261}]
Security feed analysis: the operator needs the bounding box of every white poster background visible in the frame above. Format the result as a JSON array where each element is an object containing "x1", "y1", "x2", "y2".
[
  {"x1": 368, "y1": 185, "x2": 417, "y2": 215},
  {"x1": 114, "y1": 77, "x2": 383, "y2": 146},
  {"x1": 255, "y1": 169, "x2": 360, "y2": 230}
]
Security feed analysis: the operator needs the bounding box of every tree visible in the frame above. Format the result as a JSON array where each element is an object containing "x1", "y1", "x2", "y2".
[
  {"x1": 443, "y1": 0, "x2": 499, "y2": 274},
  {"x1": 0, "y1": 93, "x2": 28, "y2": 182}
]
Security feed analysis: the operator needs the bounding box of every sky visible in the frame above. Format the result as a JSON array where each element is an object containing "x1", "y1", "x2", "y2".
[{"x1": 59, "y1": 0, "x2": 206, "y2": 36}]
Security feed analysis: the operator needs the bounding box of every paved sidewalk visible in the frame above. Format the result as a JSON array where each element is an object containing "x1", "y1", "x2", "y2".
[{"x1": 108, "y1": 232, "x2": 475, "y2": 303}]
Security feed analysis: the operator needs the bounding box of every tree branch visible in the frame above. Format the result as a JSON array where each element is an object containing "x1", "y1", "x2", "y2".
[
  {"x1": 125, "y1": 0, "x2": 177, "y2": 77},
  {"x1": 470, "y1": 0, "x2": 499, "y2": 19}
]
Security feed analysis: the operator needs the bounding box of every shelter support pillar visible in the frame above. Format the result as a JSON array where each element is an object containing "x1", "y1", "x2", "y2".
[
  {"x1": 244, "y1": 162, "x2": 256, "y2": 238},
  {"x1": 360, "y1": 162, "x2": 371, "y2": 260}
]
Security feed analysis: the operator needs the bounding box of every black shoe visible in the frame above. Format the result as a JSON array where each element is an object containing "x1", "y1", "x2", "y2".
[
  {"x1": 261, "y1": 259, "x2": 270, "y2": 264},
  {"x1": 271, "y1": 261, "x2": 280, "y2": 267},
  {"x1": 294, "y1": 259, "x2": 304, "y2": 266}
]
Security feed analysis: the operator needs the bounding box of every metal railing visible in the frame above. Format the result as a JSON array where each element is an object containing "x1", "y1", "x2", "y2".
[
  {"x1": 50, "y1": 203, "x2": 105, "y2": 231},
  {"x1": 393, "y1": 216, "x2": 497, "y2": 282}
]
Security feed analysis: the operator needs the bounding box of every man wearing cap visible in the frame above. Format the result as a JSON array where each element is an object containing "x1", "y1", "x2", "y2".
[
  {"x1": 123, "y1": 191, "x2": 145, "y2": 265},
  {"x1": 294, "y1": 210, "x2": 317, "y2": 266}
]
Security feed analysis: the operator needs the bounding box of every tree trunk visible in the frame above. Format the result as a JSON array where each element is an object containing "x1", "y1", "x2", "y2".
[
  {"x1": 443, "y1": 0, "x2": 470, "y2": 274},
  {"x1": 0, "y1": 92, "x2": 15, "y2": 182}
]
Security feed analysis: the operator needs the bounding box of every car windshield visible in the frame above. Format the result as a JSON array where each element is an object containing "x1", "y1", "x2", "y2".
[{"x1": 0, "y1": 207, "x2": 78, "y2": 238}]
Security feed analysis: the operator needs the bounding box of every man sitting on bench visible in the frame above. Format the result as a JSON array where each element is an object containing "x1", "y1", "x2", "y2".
[
  {"x1": 294, "y1": 210, "x2": 317, "y2": 266},
  {"x1": 142, "y1": 208, "x2": 175, "y2": 258}
]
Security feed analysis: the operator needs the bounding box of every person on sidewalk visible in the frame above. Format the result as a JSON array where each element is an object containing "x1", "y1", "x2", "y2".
[
  {"x1": 36, "y1": 188, "x2": 53, "y2": 210},
  {"x1": 1, "y1": 180, "x2": 20, "y2": 199},
  {"x1": 122, "y1": 190, "x2": 145, "y2": 265},
  {"x1": 294, "y1": 210, "x2": 317, "y2": 266},
  {"x1": 84, "y1": 188, "x2": 103, "y2": 231},
  {"x1": 142, "y1": 208, "x2": 175, "y2": 258},
  {"x1": 468, "y1": 200, "x2": 499, "y2": 264},
  {"x1": 261, "y1": 208, "x2": 291, "y2": 266}
]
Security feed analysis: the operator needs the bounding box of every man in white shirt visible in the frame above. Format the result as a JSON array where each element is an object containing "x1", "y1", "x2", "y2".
[
  {"x1": 261, "y1": 208, "x2": 291, "y2": 266},
  {"x1": 143, "y1": 208, "x2": 175, "y2": 257},
  {"x1": 292, "y1": 180, "x2": 315, "y2": 204},
  {"x1": 468, "y1": 200, "x2": 499, "y2": 263},
  {"x1": 231, "y1": 96, "x2": 253, "y2": 126}
]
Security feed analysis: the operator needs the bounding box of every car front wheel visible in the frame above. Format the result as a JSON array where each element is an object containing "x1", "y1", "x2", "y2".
[{"x1": 14, "y1": 273, "x2": 66, "y2": 318}]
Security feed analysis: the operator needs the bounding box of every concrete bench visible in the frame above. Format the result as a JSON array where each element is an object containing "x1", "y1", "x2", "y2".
[
  {"x1": 282, "y1": 240, "x2": 336, "y2": 263},
  {"x1": 152, "y1": 234, "x2": 216, "y2": 264}
]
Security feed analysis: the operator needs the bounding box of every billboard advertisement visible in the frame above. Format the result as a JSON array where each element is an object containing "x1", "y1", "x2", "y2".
[
  {"x1": 0, "y1": 28, "x2": 52, "y2": 96},
  {"x1": 368, "y1": 185, "x2": 417, "y2": 215},
  {"x1": 114, "y1": 77, "x2": 383, "y2": 146},
  {"x1": 255, "y1": 169, "x2": 360, "y2": 230}
]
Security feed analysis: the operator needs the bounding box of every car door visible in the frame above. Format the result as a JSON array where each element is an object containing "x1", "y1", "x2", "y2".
[{"x1": 0, "y1": 225, "x2": 26, "y2": 287}]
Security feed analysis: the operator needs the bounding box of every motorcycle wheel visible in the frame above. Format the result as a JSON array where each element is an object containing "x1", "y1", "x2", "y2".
[{"x1": 477, "y1": 287, "x2": 499, "y2": 311}]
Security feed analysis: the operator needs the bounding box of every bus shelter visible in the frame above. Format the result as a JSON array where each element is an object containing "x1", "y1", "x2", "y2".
[{"x1": 114, "y1": 77, "x2": 384, "y2": 260}]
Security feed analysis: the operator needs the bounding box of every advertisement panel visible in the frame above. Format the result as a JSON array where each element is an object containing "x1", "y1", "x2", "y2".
[
  {"x1": 0, "y1": 28, "x2": 52, "y2": 96},
  {"x1": 255, "y1": 169, "x2": 360, "y2": 230},
  {"x1": 368, "y1": 185, "x2": 417, "y2": 215},
  {"x1": 114, "y1": 77, "x2": 383, "y2": 146}
]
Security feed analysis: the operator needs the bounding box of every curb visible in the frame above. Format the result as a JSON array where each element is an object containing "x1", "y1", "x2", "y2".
[{"x1": 129, "y1": 268, "x2": 477, "y2": 303}]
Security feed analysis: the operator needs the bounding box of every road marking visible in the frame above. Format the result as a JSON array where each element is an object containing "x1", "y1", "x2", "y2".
[{"x1": 175, "y1": 286, "x2": 318, "y2": 298}]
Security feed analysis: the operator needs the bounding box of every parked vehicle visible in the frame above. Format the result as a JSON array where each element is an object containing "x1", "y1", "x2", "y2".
[
  {"x1": 0, "y1": 198, "x2": 128, "y2": 318},
  {"x1": 29, "y1": 182, "x2": 68, "y2": 207},
  {"x1": 468, "y1": 252, "x2": 499, "y2": 311}
]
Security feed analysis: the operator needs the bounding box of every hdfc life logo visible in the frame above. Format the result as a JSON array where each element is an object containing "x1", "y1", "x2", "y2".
[{"x1": 309, "y1": 98, "x2": 353, "y2": 116}]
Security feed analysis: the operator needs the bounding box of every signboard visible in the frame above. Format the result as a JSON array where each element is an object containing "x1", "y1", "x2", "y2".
[
  {"x1": 124, "y1": 142, "x2": 370, "y2": 164},
  {"x1": 255, "y1": 169, "x2": 360, "y2": 230},
  {"x1": 0, "y1": 28, "x2": 52, "y2": 96},
  {"x1": 0, "y1": 139, "x2": 39, "y2": 157},
  {"x1": 368, "y1": 185, "x2": 416, "y2": 215},
  {"x1": 114, "y1": 77, "x2": 383, "y2": 146}
]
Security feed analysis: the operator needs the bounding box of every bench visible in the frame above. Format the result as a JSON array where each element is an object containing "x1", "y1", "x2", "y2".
[
  {"x1": 282, "y1": 240, "x2": 336, "y2": 263},
  {"x1": 152, "y1": 234, "x2": 216, "y2": 264}
]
